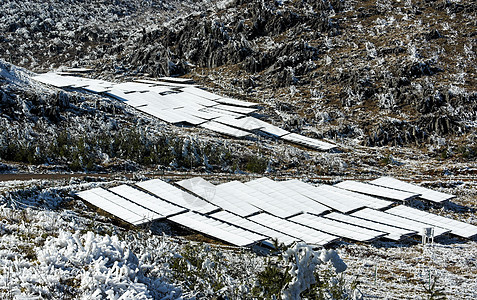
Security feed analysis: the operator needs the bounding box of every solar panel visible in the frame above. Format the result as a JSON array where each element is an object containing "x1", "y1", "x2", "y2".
[
  {"x1": 214, "y1": 104, "x2": 257, "y2": 115},
  {"x1": 214, "y1": 98, "x2": 258, "y2": 107},
  {"x1": 175, "y1": 107, "x2": 222, "y2": 120},
  {"x1": 210, "y1": 211, "x2": 298, "y2": 246},
  {"x1": 182, "y1": 86, "x2": 223, "y2": 100},
  {"x1": 282, "y1": 180, "x2": 366, "y2": 213},
  {"x1": 33, "y1": 73, "x2": 81, "y2": 88},
  {"x1": 281, "y1": 133, "x2": 337, "y2": 151},
  {"x1": 245, "y1": 178, "x2": 330, "y2": 216},
  {"x1": 385, "y1": 205, "x2": 477, "y2": 239},
  {"x1": 249, "y1": 119, "x2": 289, "y2": 137},
  {"x1": 248, "y1": 213, "x2": 339, "y2": 246},
  {"x1": 369, "y1": 177, "x2": 455, "y2": 203},
  {"x1": 201, "y1": 107, "x2": 245, "y2": 118},
  {"x1": 111, "y1": 90, "x2": 183, "y2": 109},
  {"x1": 199, "y1": 121, "x2": 252, "y2": 138},
  {"x1": 217, "y1": 181, "x2": 295, "y2": 218},
  {"x1": 214, "y1": 116, "x2": 265, "y2": 131},
  {"x1": 290, "y1": 213, "x2": 387, "y2": 242},
  {"x1": 105, "y1": 90, "x2": 149, "y2": 107},
  {"x1": 136, "y1": 179, "x2": 219, "y2": 214},
  {"x1": 135, "y1": 79, "x2": 196, "y2": 87},
  {"x1": 351, "y1": 208, "x2": 450, "y2": 237},
  {"x1": 161, "y1": 92, "x2": 218, "y2": 107},
  {"x1": 157, "y1": 77, "x2": 195, "y2": 84},
  {"x1": 168, "y1": 211, "x2": 267, "y2": 247},
  {"x1": 334, "y1": 181, "x2": 419, "y2": 201},
  {"x1": 324, "y1": 212, "x2": 416, "y2": 241},
  {"x1": 77, "y1": 188, "x2": 162, "y2": 225},
  {"x1": 325, "y1": 185, "x2": 394, "y2": 210},
  {"x1": 177, "y1": 178, "x2": 261, "y2": 217},
  {"x1": 136, "y1": 106, "x2": 207, "y2": 125},
  {"x1": 112, "y1": 82, "x2": 151, "y2": 93},
  {"x1": 76, "y1": 78, "x2": 115, "y2": 93},
  {"x1": 147, "y1": 85, "x2": 177, "y2": 94},
  {"x1": 109, "y1": 185, "x2": 186, "y2": 217}
]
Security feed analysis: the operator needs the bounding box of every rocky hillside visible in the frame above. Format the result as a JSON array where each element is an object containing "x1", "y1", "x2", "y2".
[
  {"x1": 120, "y1": 0, "x2": 476, "y2": 151},
  {"x1": 0, "y1": 0, "x2": 476, "y2": 174}
]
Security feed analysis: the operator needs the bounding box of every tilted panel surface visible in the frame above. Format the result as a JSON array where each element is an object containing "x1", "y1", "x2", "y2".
[
  {"x1": 351, "y1": 208, "x2": 450, "y2": 237},
  {"x1": 210, "y1": 211, "x2": 298, "y2": 245},
  {"x1": 290, "y1": 213, "x2": 387, "y2": 242},
  {"x1": 168, "y1": 211, "x2": 266, "y2": 247},
  {"x1": 370, "y1": 177, "x2": 454, "y2": 203},
  {"x1": 324, "y1": 212, "x2": 416, "y2": 241},
  {"x1": 177, "y1": 177, "x2": 260, "y2": 217},
  {"x1": 281, "y1": 133, "x2": 337, "y2": 151},
  {"x1": 217, "y1": 181, "x2": 294, "y2": 218},
  {"x1": 90, "y1": 188, "x2": 162, "y2": 222},
  {"x1": 214, "y1": 98, "x2": 258, "y2": 107},
  {"x1": 282, "y1": 180, "x2": 365, "y2": 213},
  {"x1": 335, "y1": 181, "x2": 419, "y2": 201},
  {"x1": 136, "y1": 179, "x2": 219, "y2": 214},
  {"x1": 109, "y1": 185, "x2": 186, "y2": 217},
  {"x1": 246, "y1": 178, "x2": 330, "y2": 215},
  {"x1": 200, "y1": 121, "x2": 251, "y2": 138},
  {"x1": 326, "y1": 185, "x2": 394, "y2": 210},
  {"x1": 77, "y1": 188, "x2": 158, "y2": 225},
  {"x1": 386, "y1": 205, "x2": 477, "y2": 239},
  {"x1": 248, "y1": 213, "x2": 339, "y2": 246}
]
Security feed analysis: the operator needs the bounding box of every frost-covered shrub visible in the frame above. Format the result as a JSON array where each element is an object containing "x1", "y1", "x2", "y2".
[{"x1": 254, "y1": 243, "x2": 361, "y2": 300}]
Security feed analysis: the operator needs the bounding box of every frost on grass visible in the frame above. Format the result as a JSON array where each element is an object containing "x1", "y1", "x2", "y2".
[{"x1": 0, "y1": 197, "x2": 361, "y2": 299}]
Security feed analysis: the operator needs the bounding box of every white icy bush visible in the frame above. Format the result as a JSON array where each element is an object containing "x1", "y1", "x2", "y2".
[
  {"x1": 281, "y1": 243, "x2": 360, "y2": 300},
  {"x1": 36, "y1": 230, "x2": 178, "y2": 299}
]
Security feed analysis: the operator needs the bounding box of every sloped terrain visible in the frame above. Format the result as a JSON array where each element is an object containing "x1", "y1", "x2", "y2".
[
  {"x1": 0, "y1": 0, "x2": 477, "y2": 299},
  {"x1": 1, "y1": 0, "x2": 475, "y2": 176},
  {"x1": 120, "y1": 0, "x2": 476, "y2": 151}
]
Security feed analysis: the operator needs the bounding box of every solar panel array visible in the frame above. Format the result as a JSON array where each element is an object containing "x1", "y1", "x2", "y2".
[
  {"x1": 76, "y1": 176, "x2": 476, "y2": 247},
  {"x1": 369, "y1": 177, "x2": 455, "y2": 203},
  {"x1": 33, "y1": 73, "x2": 336, "y2": 151}
]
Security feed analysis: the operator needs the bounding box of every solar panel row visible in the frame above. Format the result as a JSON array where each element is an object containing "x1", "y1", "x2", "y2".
[
  {"x1": 324, "y1": 212, "x2": 416, "y2": 241},
  {"x1": 386, "y1": 205, "x2": 477, "y2": 239},
  {"x1": 248, "y1": 213, "x2": 339, "y2": 246},
  {"x1": 334, "y1": 180, "x2": 419, "y2": 201},
  {"x1": 369, "y1": 177, "x2": 454, "y2": 203},
  {"x1": 289, "y1": 213, "x2": 387, "y2": 242},
  {"x1": 77, "y1": 188, "x2": 162, "y2": 225},
  {"x1": 351, "y1": 208, "x2": 451, "y2": 237},
  {"x1": 168, "y1": 211, "x2": 267, "y2": 247}
]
